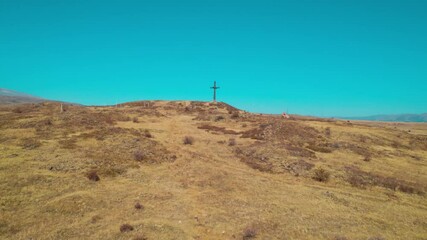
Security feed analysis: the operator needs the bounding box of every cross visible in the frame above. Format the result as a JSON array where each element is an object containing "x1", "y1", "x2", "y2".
[{"x1": 210, "y1": 81, "x2": 220, "y2": 102}]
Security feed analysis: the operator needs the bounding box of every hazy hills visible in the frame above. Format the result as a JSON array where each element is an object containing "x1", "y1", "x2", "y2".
[
  {"x1": 342, "y1": 113, "x2": 427, "y2": 123},
  {"x1": 0, "y1": 88, "x2": 45, "y2": 104}
]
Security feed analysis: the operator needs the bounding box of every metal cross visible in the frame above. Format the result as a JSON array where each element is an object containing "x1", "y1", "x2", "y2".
[{"x1": 210, "y1": 81, "x2": 220, "y2": 102}]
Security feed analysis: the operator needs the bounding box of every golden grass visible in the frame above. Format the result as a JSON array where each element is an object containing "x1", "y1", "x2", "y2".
[{"x1": 0, "y1": 101, "x2": 426, "y2": 239}]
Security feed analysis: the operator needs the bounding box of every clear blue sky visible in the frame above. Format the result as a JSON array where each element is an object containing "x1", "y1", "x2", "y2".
[{"x1": 1, "y1": 0, "x2": 426, "y2": 116}]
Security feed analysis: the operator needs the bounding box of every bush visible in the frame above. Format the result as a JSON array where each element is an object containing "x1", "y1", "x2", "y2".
[
  {"x1": 363, "y1": 155, "x2": 371, "y2": 162},
  {"x1": 120, "y1": 223, "x2": 134, "y2": 232},
  {"x1": 214, "y1": 115, "x2": 225, "y2": 121},
  {"x1": 228, "y1": 138, "x2": 236, "y2": 146},
  {"x1": 230, "y1": 112, "x2": 239, "y2": 119},
  {"x1": 133, "y1": 117, "x2": 139, "y2": 123},
  {"x1": 133, "y1": 235, "x2": 147, "y2": 240},
  {"x1": 243, "y1": 226, "x2": 257, "y2": 239},
  {"x1": 87, "y1": 170, "x2": 100, "y2": 181},
  {"x1": 134, "y1": 202, "x2": 144, "y2": 210},
  {"x1": 312, "y1": 167, "x2": 330, "y2": 182},
  {"x1": 134, "y1": 150, "x2": 145, "y2": 161},
  {"x1": 183, "y1": 136, "x2": 194, "y2": 145},
  {"x1": 144, "y1": 129, "x2": 152, "y2": 138},
  {"x1": 12, "y1": 107, "x2": 23, "y2": 113}
]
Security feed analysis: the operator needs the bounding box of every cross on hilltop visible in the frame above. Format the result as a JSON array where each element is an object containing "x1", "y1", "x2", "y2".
[{"x1": 210, "y1": 81, "x2": 219, "y2": 102}]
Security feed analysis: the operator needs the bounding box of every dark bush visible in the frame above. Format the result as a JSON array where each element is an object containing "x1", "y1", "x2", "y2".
[
  {"x1": 144, "y1": 129, "x2": 152, "y2": 138},
  {"x1": 183, "y1": 136, "x2": 194, "y2": 145},
  {"x1": 363, "y1": 155, "x2": 371, "y2": 162},
  {"x1": 120, "y1": 223, "x2": 134, "y2": 232},
  {"x1": 87, "y1": 170, "x2": 100, "y2": 181},
  {"x1": 133, "y1": 117, "x2": 139, "y2": 123},
  {"x1": 134, "y1": 202, "x2": 144, "y2": 210},
  {"x1": 214, "y1": 115, "x2": 225, "y2": 121},
  {"x1": 230, "y1": 112, "x2": 239, "y2": 119},
  {"x1": 133, "y1": 235, "x2": 147, "y2": 240},
  {"x1": 228, "y1": 138, "x2": 237, "y2": 146},
  {"x1": 134, "y1": 150, "x2": 145, "y2": 161},
  {"x1": 12, "y1": 107, "x2": 23, "y2": 113},
  {"x1": 312, "y1": 167, "x2": 330, "y2": 182},
  {"x1": 243, "y1": 226, "x2": 257, "y2": 239}
]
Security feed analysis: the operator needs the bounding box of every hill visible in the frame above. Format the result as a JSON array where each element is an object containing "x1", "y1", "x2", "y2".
[
  {"x1": 0, "y1": 101, "x2": 426, "y2": 239},
  {"x1": 0, "y1": 88, "x2": 45, "y2": 105},
  {"x1": 341, "y1": 113, "x2": 427, "y2": 123}
]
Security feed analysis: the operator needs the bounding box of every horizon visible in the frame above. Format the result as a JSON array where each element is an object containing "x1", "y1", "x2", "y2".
[{"x1": 1, "y1": 0, "x2": 426, "y2": 117}]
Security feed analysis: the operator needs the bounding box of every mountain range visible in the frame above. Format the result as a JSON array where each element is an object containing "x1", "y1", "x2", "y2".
[{"x1": 339, "y1": 113, "x2": 427, "y2": 123}]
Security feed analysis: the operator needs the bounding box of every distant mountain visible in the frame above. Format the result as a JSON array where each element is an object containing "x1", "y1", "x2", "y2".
[
  {"x1": 341, "y1": 113, "x2": 427, "y2": 123},
  {"x1": 0, "y1": 88, "x2": 45, "y2": 104}
]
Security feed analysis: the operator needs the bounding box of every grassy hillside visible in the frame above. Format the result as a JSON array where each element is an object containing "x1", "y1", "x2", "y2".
[{"x1": 0, "y1": 101, "x2": 426, "y2": 240}]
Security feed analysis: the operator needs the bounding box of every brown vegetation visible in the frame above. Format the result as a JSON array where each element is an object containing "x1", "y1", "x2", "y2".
[
  {"x1": 312, "y1": 167, "x2": 330, "y2": 182},
  {"x1": 183, "y1": 136, "x2": 194, "y2": 145},
  {"x1": 120, "y1": 223, "x2": 134, "y2": 232},
  {"x1": 87, "y1": 170, "x2": 100, "y2": 181}
]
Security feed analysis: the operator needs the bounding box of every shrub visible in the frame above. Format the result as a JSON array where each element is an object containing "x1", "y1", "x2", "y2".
[
  {"x1": 133, "y1": 117, "x2": 139, "y2": 123},
  {"x1": 243, "y1": 226, "x2": 257, "y2": 239},
  {"x1": 363, "y1": 155, "x2": 371, "y2": 162},
  {"x1": 312, "y1": 167, "x2": 330, "y2": 182},
  {"x1": 144, "y1": 129, "x2": 152, "y2": 138},
  {"x1": 120, "y1": 223, "x2": 134, "y2": 232},
  {"x1": 214, "y1": 115, "x2": 225, "y2": 121},
  {"x1": 183, "y1": 136, "x2": 194, "y2": 145},
  {"x1": 134, "y1": 150, "x2": 145, "y2": 161},
  {"x1": 87, "y1": 170, "x2": 100, "y2": 181},
  {"x1": 133, "y1": 235, "x2": 147, "y2": 240},
  {"x1": 134, "y1": 202, "x2": 144, "y2": 210},
  {"x1": 228, "y1": 138, "x2": 236, "y2": 146},
  {"x1": 230, "y1": 112, "x2": 239, "y2": 119}
]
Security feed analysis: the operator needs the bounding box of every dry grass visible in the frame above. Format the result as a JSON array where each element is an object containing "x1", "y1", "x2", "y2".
[{"x1": 0, "y1": 101, "x2": 426, "y2": 239}]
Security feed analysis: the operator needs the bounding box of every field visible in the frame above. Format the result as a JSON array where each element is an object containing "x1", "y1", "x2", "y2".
[{"x1": 0, "y1": 101, "x2": 426, "y2": 240}]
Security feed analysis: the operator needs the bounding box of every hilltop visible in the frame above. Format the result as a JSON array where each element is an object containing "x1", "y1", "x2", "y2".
[{"x1": 0, "y1": 100, "x2": 426, "y2": 239}]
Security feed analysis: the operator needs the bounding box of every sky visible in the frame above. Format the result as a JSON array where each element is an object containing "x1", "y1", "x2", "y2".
[{"x1": 1, "y1": 0, "x2": 426, "y2": 117}]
